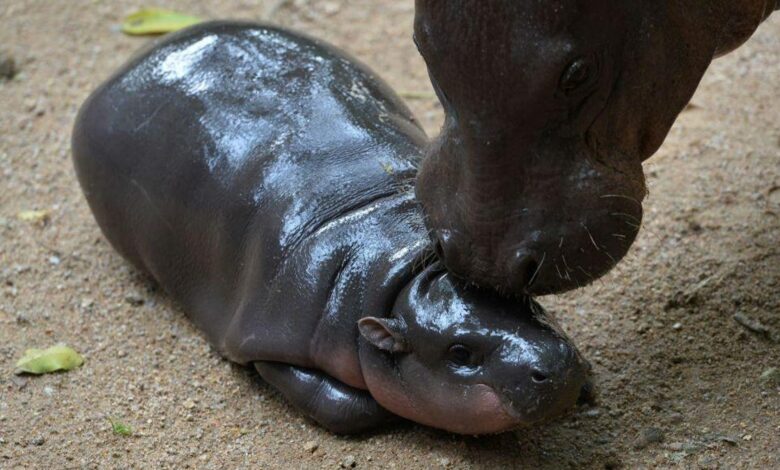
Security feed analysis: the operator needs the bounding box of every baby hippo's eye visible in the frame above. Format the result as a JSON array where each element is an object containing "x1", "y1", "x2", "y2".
[{"x1": 447, "y1": 344, "x2": 476, "y2": 367}]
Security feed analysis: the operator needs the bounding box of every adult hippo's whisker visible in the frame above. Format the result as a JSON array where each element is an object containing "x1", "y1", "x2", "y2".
[
  {"x1": 600, "y1": 194, "x2": 643, "y2": 208},
  {"x1": 561, "y1": 254, "x2": 573, "y2": 275},
  {"x1": 577, "y1": 265, "x2": 595, "y2": 281},
  {"x1": 610, "y1": 212, "x2": 642, "y2": 224},
  {"x1": 611, "y1": 213, "x2": 641, "y2": 231},
  {"x1": 580, "y1": 223, "x2": 602, "y2": 252},
  {"x1": 602, "y1": 249, "x2": 618, "y2": 266},
  {"x1": 527, "y1": 252, "x2": 546, "y2": 287}
]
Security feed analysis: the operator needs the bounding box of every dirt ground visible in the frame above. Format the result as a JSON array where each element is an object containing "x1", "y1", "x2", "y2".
[{"x1": 0, "y1": 1, "x2": 778, "y2": 468}]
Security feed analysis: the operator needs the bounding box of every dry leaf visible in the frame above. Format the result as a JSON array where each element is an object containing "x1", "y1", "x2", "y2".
[{"x1": 17, "y1": 209, "x2": 50, "y2": 224}]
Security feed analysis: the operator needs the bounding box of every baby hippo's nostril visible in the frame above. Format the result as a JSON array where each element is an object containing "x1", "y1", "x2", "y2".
[{"x1": 530, "y1": 369, "x2": 550, "y2": 384}]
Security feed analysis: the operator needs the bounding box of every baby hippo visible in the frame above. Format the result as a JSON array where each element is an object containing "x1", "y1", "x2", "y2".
[{"x1": 72, "y1": 21, "x2": 589, "y2": 434}]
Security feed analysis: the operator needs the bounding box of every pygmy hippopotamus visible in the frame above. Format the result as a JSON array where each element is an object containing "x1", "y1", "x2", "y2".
[
  {"x1": 71, "y1": 22, "x2": 590, "y2": 435},
  {"x1": 412, "y1": 0, "x2": 778, "y2": 296}
]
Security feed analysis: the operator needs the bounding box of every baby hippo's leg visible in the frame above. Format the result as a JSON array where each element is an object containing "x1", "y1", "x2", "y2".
[{"x1": 254, "y1": 362, "x2": 396, "y2": 434}]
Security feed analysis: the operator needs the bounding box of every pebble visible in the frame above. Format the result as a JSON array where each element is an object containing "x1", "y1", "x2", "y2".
[
  {"x1": 733, "y1": 313, "x2": 773, "y2": 341},
  {"x1": 30, "y1": 436, "x2": 45, "y2": 446},
  {"x1": 0, "y1": 51, "x2": 15, "y2": 80},
  {"x1": 666, "y1": 442, "x2": 684, "y2": 451},
  {"x1": 10, "y1": 376, "x2": 28, "y2": 390},
  {"x1": 759, "y1": 367, "x2": 780, "y2": 387},
  {"x1": 303, "y1": 440, "x2": 318, "y2": 453},
  {"x1": 668, "y1": 412, "x2": 684, "y2": 424},
  {"x1": 713, "y1": 434, "x2": 738, "y2": 446},
  {"x1": 340, "y1": 455, "x2": 356, "y2": 468},
  {"x1": 182, "y1": 399, "x2": 196, "y2": 410},
  {"x1": 125, "y1": 293, "x2": 145, "y2": 306},
  {"x1": 321, "y1": 1, "x2": 342, "y2": 15},
  {"x1": 48, "y1": 256, "x2": 61, "y2": 266},
  {"x1": 581, "y1": 408, "x2": 601, "y2": 418},
  {"x1": 633, "y1": 427, "x2": 665, "y2": 449}
]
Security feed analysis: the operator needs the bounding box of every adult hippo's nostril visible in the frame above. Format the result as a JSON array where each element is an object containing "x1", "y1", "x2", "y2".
[
  {"x1": 432, "y1": 237, "x2": 445, "y2": 260},
  {"x1": 432, "y1": 229, "x2": 469, "y2": 275},
  {"x1": 507, "y1": 249, "x2": 541, "y2": 292}
]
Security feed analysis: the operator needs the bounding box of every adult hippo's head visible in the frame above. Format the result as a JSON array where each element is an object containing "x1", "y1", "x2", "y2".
[{"x1": 413, "y1": 0, "x2": 777, "y2": 295}]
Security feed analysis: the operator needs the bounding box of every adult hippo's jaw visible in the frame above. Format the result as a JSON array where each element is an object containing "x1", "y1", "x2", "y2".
[{"x1": 413, "y1": 0, "x2": 777, "y2": 295}]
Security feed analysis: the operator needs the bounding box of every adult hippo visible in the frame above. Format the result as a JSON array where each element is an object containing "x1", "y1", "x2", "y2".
[
  {"x1": 413, "y1": 0, "x2": 778, "y2": 295},
  {"x1": 71, "y1": 22, "x2": 590, "y2": 434}
]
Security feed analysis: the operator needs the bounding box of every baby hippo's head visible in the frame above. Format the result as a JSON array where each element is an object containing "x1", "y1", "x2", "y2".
[{"x1": 358, "y1": 267, "x2": 590, "y2": 435}]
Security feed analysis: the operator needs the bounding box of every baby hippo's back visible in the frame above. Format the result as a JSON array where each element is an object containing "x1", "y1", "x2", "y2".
[{"x1": 72, "y1": 21, "x2": 427, "y2": 356}]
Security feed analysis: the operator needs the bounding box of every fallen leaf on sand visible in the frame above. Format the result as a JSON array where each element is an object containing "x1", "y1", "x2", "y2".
[
  {"x1": 15, "y1": 345, "x2": 84, "y2": 375},
  {"x1": 16, "y1": 209, "x2": 50, "y2": 224},
  {"x1": 121, "y1": 8, "x2": 203, "y2": 36}
]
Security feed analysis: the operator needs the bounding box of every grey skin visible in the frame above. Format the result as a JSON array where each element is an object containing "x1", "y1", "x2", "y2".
[
  {"x1": 413, "y1": 0, "x2": 778, "y2": 296},
  {"x1": 71, "y1": 22, "x2": 590, "y2": 435}
]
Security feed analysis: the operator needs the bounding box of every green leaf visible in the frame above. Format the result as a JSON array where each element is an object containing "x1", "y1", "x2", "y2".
[
  {"x1": 15, "y1": 345, "x2": 84, "y2": 375},
  {"x1": 121, "y1": 8, "x2": 203, "y2": 36}
]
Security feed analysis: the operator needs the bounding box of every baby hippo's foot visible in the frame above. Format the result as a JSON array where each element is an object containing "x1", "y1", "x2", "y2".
[{"x1": 254, "y1": 361, "x2": 396, "y2": 434}]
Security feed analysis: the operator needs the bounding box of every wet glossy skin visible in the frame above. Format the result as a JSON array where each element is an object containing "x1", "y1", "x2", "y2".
[
  {"x1": 413, "y1": 0, "x2": 778, "y2": 296},
  {"x1": 72, "y1": 22, "x2": 589, "y2": 435}
]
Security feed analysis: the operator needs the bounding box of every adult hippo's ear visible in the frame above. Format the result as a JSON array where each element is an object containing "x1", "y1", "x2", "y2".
[{"x1": 358, "y1": 318, "x2": 409, "y2": 353}]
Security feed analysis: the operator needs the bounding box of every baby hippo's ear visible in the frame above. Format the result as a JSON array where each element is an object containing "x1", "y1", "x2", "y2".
[{"x1": 358, "y1": 317, "x2": 409, "y2": 353}]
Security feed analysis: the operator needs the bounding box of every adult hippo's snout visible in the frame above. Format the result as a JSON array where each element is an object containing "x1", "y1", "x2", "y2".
[{"x1": 423, "y1": 138, "x2": 646, "y2": 295}]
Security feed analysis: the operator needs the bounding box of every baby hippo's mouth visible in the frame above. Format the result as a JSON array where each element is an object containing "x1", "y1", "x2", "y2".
[
  {"x1": 464, "y1": 373, "x2": 592, "y2": 434},
  {"x1": 498, "y1": 378, "x2": 595, "y2": 426}
]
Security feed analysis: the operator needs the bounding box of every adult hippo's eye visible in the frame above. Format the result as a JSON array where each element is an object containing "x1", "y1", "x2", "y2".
[
  {"x1": 447, "y1": 344, "x2": 476, "y2": 367},
  {"x1": 560, "y1": 58, "x2": 594, "y2": 94}
]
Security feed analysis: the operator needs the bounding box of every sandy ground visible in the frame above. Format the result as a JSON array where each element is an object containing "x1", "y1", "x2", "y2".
[{"x1": 0, "y1": 1, "x2": 778, "y2": 468}]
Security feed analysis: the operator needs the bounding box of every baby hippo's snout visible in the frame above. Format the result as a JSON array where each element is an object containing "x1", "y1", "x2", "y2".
[{"x1": 497, "y1": 331, "x2": 591, "y2": 424}]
